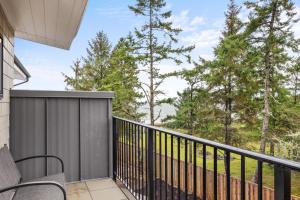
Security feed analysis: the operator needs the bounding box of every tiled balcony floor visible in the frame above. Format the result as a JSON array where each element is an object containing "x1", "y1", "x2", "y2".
[{"x1": 67, "y1": 178, "x2": 128, "y2": 200}]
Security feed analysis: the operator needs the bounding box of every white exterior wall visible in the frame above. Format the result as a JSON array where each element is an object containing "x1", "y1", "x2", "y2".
[{"x1": 0, "y1": 5, "x2": 14, "y2": 147}]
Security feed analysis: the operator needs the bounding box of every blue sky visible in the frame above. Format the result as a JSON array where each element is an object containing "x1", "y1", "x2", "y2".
[{"x1": 14, "y1": 0, "x2": 300, "y2": 97}]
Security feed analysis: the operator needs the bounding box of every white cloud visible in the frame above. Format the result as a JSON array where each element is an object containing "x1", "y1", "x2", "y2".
[
  {"x1": 292, "y1": 6, "x2": 300, "y2": 38},
  {"x1": 170, "y1": 10, "x2": 205, "y2": 32},
  {"x1": 183, "y1": 29, "x2": 220, "y2": 50},
  {"x1": 170, "y1": 10, "x2": 222, "y2": 61},
  {"x1": 238, "y1": 6, "x2": 250, "y2": 23},
  {"x1": 190, "y1": 16, "x2": 205, "y2": 26}
]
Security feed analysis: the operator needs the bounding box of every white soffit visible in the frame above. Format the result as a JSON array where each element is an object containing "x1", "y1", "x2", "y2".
[{"x1": 0, "y1": 0, "x2": 88, "y2": 49}]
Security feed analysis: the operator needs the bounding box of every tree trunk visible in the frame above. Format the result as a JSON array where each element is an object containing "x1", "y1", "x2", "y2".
[
  {"x1": 270, "y1": 140, "x2": 274, "y2": 156},
  {"x1": 189, "y1": 84, "x2": 194, "y2": 162},
  {"x1": 252, "y1": 1, "x2": 277, "y2": 183},
  {"x1": 224, "y1": 72, "x2": 232, "y2": 172},
  {"x1": 294, "y1": 75, "x2": 298, "y2": 104},
  {"x1": 149, "y1": 0, "x2": 155, "y2": 126}
]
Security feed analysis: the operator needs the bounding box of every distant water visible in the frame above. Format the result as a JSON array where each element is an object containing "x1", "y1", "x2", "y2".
[{"x1": 138, "y1": 103, "x2": 176, "y2": 124}]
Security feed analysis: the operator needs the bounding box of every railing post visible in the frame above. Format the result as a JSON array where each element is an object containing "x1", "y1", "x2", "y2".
[
  {"x1": 274, "y1": 164, "x2": 291, "y2": 200},
  {"x1": 147, "y1": 128, "x2": 154, "y2": 200},
  {"x1": 112, "y1": 117, "x2": 117, "y2": 181}
]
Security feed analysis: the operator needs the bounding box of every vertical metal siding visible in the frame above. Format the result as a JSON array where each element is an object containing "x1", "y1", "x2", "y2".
[
  {"x1": 10, "y1": 98, "x2": 46, "y2": 181},
  {"x1": 47, "y1": 98, "x2": 80, "y2": 182},
  {"x1": 9, "y1": 90, "x2": 114, "y2": 182},
  {"x1": 80, "y1": 99, "x2": 108, "y2": 180}
]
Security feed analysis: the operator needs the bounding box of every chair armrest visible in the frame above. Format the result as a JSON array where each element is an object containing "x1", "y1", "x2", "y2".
[
  {"x1": 0, "y1": 181, "x2": 66, "y2": 200},
  {"x1": 15, "y1": 155, "x2": 64, "y2": 172}
]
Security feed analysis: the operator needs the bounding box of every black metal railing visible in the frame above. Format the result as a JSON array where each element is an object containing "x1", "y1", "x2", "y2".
[{"x1": 112, "y1": 116, "x2": 300, "y2": 200}]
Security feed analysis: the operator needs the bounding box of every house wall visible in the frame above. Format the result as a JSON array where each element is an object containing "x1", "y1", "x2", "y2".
[{"x1": 0, "y1": 5, "x2": 15, "y2": 147}]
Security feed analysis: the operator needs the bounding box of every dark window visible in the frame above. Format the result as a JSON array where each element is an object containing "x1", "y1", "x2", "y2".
[{"x1": 0, "y1": 36, "x2": 3, "y2": 98}]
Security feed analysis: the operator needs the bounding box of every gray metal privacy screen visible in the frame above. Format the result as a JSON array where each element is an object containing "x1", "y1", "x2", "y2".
[{"x1": 9, "y1": 90, "x2": 114, "y2": 182}]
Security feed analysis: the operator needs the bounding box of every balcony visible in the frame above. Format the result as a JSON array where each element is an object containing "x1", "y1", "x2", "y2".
[{"x1": 7, "y1": 90, "x2": 300, "y2": 200}]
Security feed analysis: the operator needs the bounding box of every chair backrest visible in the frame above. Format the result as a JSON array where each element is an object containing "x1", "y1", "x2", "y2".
[{"x1": 0, "y1": 145, "x2": 21, "y2": 200}]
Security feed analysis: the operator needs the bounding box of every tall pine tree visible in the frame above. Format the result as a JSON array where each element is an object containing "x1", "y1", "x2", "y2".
[
  {"x1": 64, "y1": 31, "x2": 112, "y2": 90},
  {"x1": 206, "y1": 0, "x2": 245, "y2": 145},
  {"x1": 129, "y1": 0, "x2": 194, "y2": 125},
  {"x1": 245, "y1": 0, "x2": 300, "y2": 181},
  {"x1": 245, "y1": 0, "x2": 299, "y2": 154}
]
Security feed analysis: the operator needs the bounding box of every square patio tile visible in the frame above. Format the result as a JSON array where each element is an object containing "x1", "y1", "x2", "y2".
[
  {"x1": 90, "y1": 187, "x2": 127, "y2": 200},
  {"x1": 86, "y1": 178, "x2": 118, "y2": 191},
  {"x1": 67, "y1": 182, "x2": 88, "y2": 194},
  {"x1": 67, "y1": 191, "x2": 92, "y2": 200}
]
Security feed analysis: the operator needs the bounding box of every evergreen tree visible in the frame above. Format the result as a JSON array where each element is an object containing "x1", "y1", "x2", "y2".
[
  {"x1": 205, "y1": 0, "x2": 245, "y2": 145},
  {"x1": 245, "y1": 0, "x2": 299, "y2": 154},
  {"x1": 129, "y1": 0, "x2": 194, "y2": 125},
  {"x1": 106, "y1": 36, "x2": 145, "y2": 120},
  {"x1": 162, "y1": 64, "x2": 212, "y2": 161},
  {"x1": 289, "y1": 57, "x2": 300, "y2": 104},
  {"x1": 64, "y1": 31, "x2": 112, "y2": 90},
  {"x1": 244, "y1": 0, "x2": 300, "y2": 181},
  {"x1": 63, "y1": 32, "x2": 144, "y2": 120}
]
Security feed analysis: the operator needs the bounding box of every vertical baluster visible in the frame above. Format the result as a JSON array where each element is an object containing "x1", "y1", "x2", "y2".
[
  {"x1": 132, "y1": 123, "x2": 134, "y2": 192},
  {"x1": 178, "y1": 137, "x2": 181, "y2": 200},
  {"x1": 122, "y1": 121, "x2": 124, "y2": 182},
  {"x1": 274, "y1": 164, "x2": 291, "y2": 200},
  {"x1": 165, "y1": 133, "x2": 168, "y2": 200},
  {"x1": 134, "y1": 124, "x2": 137, "y2": 196},
  {"x1": 130, "y1": 123, "x2": 132, "y2": 190},
  {"x1": 214, "y1": 147, "x2": 218, "y2": 200},
  {"x1": 138, "y1": 125, "x2": 141, "y2": 199},
  {"x1": 141, "y1": 127, "x2": 144, "y2": 200},
  {"x1": 241, "y1": 156, "x2": 245, "y2": 200},
  {"x1": 132, "y1": 123, "x2": 135, "y2": 192},
  {"x1": 112, "y1": 118, "x2": 117, "y2": 181},
  {"x1": 185, "y1": 139, "x2": 188, "y2": 200},
  {"x1": 135, "y1": 125, "x2": 140, "y2": 195},
  {"x1": 117, "y1": 120, "x2": 120, "y2": 179},
  {"x1": 123, "y1": 121, "x2": 126, "y2": 183},
  {"x1": 154, "y1": 131, "x2": 157, "y2": 199},
  {"x1": 193, "y1": 142, "x2": 197, "y2": 200},
  {"x1": 131, "y1": 123, "x2": 134, "y2": 193},
  {"x1": 203, "y1": 144, "x2": 207, "y2": 200},
  {"x1": 146, "y1": 128, "x2": 148, "y2": 199},
  {"x1": 128, "y1": 122, "x2": 130, "y2": 187},
  {"x1": 126, "y1": 122, "x2": 128, "y2": 186},
  {"x1": 258, "y1": 161, "x2": 263, "y2": 200},
  {"x1": 171, "y1": 135, "x2": 174, "y2": 200},
  {"x1": 147, "y1": 128, "x2": 153, "y2": 200},
  {"x1": 159, "y1": 131, "x2": 162, "y2": 200},
  {"x1": 225, "y1": 151, "x2": 230, "y2": 200}
]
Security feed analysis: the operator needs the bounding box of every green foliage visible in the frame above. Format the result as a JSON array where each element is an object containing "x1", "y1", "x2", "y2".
[
  {"x1": 63, "y1": 31, "x2": 145, "y2": 120},
  {"x1": 244, "y1": 0, "x2": 300, "y2": 163},
  {"x1": 288, "y1": 57, "x2": 300, "y2": 104},
  {"x1": 163, "y1": 0, "x2": 300, "y2": 162},
  {"x1": 202, "y1": 0, "x2": 249, "y2": 145},
  {"x1": 129, "y1": 0, "x2": 194, "y2": 125}
]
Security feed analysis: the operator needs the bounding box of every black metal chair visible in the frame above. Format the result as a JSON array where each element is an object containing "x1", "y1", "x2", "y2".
[{"x1": 0, "y1": 145, "x2": 66, "y2": 200}]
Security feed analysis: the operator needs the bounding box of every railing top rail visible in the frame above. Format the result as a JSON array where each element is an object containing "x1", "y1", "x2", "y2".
[{"x1": 113, "y1": 116, "x2": 300, "y2": 171}]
